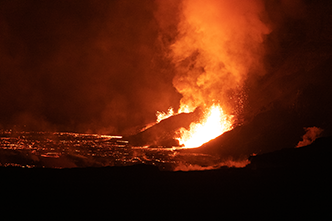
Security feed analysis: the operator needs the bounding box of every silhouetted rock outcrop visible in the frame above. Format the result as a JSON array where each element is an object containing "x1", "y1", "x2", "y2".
[{"x1": 248, "y1": 136, "x2": 332, "y2": 169}]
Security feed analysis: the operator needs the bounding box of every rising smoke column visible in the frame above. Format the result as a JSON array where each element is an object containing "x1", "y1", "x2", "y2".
[{"x1": 168, "y1": 0, "x2": 271, "y2": 115}]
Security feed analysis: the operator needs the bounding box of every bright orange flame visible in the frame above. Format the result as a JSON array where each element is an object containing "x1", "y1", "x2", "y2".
[
  {"x1": 156, "y1": 107, "x2": 174, "y2": 123},
  {"x1": 176, "y1": 104, "x2": 233, "y2": 148}
]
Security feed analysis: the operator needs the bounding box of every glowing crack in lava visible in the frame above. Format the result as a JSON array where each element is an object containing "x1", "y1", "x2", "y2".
[{"x1": 176, "y1": 104, "x2": 233, "y2": 148}]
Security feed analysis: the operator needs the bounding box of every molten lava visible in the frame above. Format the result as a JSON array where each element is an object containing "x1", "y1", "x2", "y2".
[
  {"x1": 156, "y1": 107, "x2": 174, "y2": 123},
  {"x1": 156, "y1": 104, "x2": 233, "y2": 148},
  {"x1": 176, "y1": 104, "x2": 233, "y2": 148}
]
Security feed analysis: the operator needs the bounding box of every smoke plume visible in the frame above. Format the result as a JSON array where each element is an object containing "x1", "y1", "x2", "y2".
[
  {"x1": 159, "y1": 0, "x2": 271, "y2": 115},
  {"x1": 297, "y1": 127, "x2": 323, "y2": 148}
]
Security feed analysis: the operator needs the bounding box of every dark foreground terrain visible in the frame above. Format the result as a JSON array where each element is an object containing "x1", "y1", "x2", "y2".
[{"x1": 1, "y1": 137, "x2": 331, "y2": 217}]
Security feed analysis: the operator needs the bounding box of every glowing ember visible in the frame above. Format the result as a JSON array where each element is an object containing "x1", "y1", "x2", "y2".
[{"x1": 175, "y1": 104, "x2": 233, "y2": 148}]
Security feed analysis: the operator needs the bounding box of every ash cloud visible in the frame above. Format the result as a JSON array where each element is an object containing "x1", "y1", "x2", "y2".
[{"x1": 0, "y1": 0, "x2": 181, "y2": 134}]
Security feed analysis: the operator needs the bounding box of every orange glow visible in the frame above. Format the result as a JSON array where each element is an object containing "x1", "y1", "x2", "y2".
[
  {"x1": 154, "y1": 0, "x2": 270, "y2": 149},
  {"x1": 296, "y1": 126, "x2": 323, "y2": 148},
  {"x1": 156, "y1": 107, "x2": 174, "y2": 123},
  {"x1": 173, "y1": 159, "x2": 250, "y2": 171},
  {"x1": 169, "y1": 0, "x2": 270, "y2": 116},
  {"x1": 155, "y1": 104, "x2": 233, "y2": 148},
  {"x1": 176, "y1": 104, "x2": 233, "y2": 148}
]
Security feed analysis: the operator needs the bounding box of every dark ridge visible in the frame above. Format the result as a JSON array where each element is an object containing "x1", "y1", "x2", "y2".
[
  {"x1": 1, "y1": 137, "x2": 331, "y2": 214},
  {"x1": 248, "y1": 136, "x2": 332, "y2": 169}
]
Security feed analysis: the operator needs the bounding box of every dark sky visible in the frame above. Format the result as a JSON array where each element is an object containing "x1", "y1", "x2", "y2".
[
  {"x1": 0, "y1": 0, "x2": 181, "y2": 134},
  {"x1": 1, "y1": 0, "x2": 332, "y2": 136}
]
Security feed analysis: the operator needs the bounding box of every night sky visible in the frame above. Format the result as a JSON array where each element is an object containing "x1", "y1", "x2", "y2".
[
  {"x1": 1, "y1": 0, "x2": 332, "y2": 138},
  {"x1": 0, "y1": 0, "x2": 182, "y2": 134}
]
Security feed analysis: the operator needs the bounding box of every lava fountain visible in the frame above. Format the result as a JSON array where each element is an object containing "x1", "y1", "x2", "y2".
[
  {"x1": 155, "y1": 0, "x2": 270, "y2": 148},
  {"x1": 176, "y1": 104, "x2": 233, "y2": 148},
  {"x1": 156, "y1": 104, "x2": 233, "y2": 148}
]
